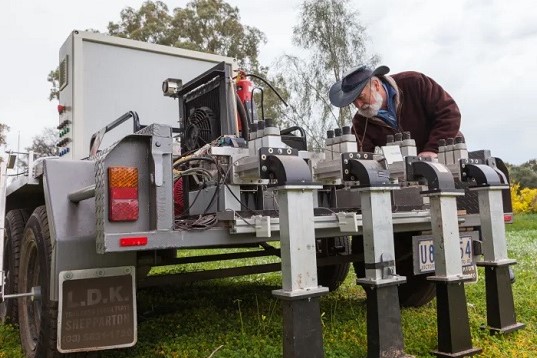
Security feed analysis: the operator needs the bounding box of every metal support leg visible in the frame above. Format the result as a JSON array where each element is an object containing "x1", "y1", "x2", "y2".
[
  {"x1": 434, "y1": 281, "x2": 478, "y2": 357},
  {"x1": 280, "y1": 295, "x2": 324, "y2": 358},
  {"x1": 427, "y1": 194, "x2": 481, "y2": 357},
  {"x1": 272, "y1": 185, "x2": 328, "y2": 358},
  {"x1": 357, "y1": 189, "x2": 408, "y2": 358},
  {"x1": 472, "y1": 187, "x2": 524, "y2": 334}
]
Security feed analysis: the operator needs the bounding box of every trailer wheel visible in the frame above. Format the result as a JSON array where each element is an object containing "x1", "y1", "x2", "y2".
[
  {"x1": 351, "y1": 234, "x2": 436, "y2": 308},
  {"x1": 1, "y1": 209, "x2": 30, "y2": 324},
  {"x1": 393, "y1": 233, "x2": 436, "y2": 308},
  {"x1": 316, "y1": 236, "x2": 351, "y2": 291},
  {"x1": 18, "y1": 206, "x2": 60, "y2": 358}
]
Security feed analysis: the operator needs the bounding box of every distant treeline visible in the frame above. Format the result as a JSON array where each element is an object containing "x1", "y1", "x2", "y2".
[{"x1": 507, "y1": 159, "x2": 537, "y2": 188}]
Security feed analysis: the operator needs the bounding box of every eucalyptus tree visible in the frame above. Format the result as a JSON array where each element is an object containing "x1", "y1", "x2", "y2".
[{"x1": 278, "y1": 0, "x2": 378, "y2": 150}]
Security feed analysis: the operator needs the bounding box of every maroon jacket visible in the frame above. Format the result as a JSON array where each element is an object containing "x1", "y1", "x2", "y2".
[{"x1": 352, "y1": 71, "x2": 461, "y2": 153}]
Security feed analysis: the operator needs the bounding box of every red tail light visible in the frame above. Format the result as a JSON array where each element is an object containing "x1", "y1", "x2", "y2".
[
  {"x1": 108, "y1": 167, "x2": 139, "y2": 222},
  {"x1": 504, "y1": 213, "x2": 513, "y2": 223},
  {"x1": 119, "y1": 237, "x2": 148, "y2": 247}
]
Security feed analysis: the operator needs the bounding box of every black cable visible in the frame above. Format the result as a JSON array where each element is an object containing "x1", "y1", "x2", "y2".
[
  {"x1": 235, "y1": 93, "x2": 250, "y2": 139},
  {"x1": 7, "y1": 172, "x2": 28, "y2": 177},
  {"x1": 246, "y1": 73, "x2": 289, "y2": 107},
  {"x1": 202, "y1": 169, "x2": 222, "y2": 215},
  {"x1": 214, "y1": 160, "x2": 257, "y2": 215},
  {"x1": 177, "y1": 182, "x2": 204, "y2": 218},
  {"x1": 173, "y1": 156, "x2": 217, "y2": 169},
  {"x1": 223, "y1": 180, "x2": 257, "y2": 214},
  {"x1": 176, "y1": 167, "x2": 213, "y2": 181}
]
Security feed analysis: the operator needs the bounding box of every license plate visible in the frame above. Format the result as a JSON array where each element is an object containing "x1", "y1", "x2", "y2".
[{"x1": 413, "y1": 232, "x2": 477, "y2": 275}]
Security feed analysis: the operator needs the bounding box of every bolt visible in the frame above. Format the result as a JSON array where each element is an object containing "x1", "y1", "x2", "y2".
[
  {"x1": 344, "y1": 159, "x2": 349, "y2": 165},
  {"x1": 155, "y1": 141, "x2": 161, "y2": 147},
  {"x1": 344, "y1": 169, "x2": 349, "y2": 174},
  {"x1": 125, "y1": 267, "x2": 131, "y2": 274},
  {"x1": 261, "y1": 165, "x2": 267, "y2": 172},
  {"x1": 278, "y1": 148, "x2": 283, "y2": 154},
  {"x1": 261, "y1": 154, "x2": 267, "y2": 160},
  {"x1": 287, "y1": 149, "x2": 292, "y2": 154},
  {"x1": 268, "y1": 148, "x2": 274, "y2": 153},
  {"x1": 97, "y1": 270, "x2": 104, "y2": 277},
  {"x1": 349, "y1": 153, "x2": 354, "y2": 158},
  {"x1": 63, "y1": 272, "x2": 73, "y2": 280}
]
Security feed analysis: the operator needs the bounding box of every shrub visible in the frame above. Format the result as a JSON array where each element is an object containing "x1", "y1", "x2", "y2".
[{"x1": 510, "y1": 182, "x2": 537, "y2": 214}]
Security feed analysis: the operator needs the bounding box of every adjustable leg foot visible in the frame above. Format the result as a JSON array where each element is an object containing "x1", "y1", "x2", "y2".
[
  {"x1": 432, "y1": 280, "x2": 481, "y2": 357},
  {"x1": 274, "y1": 290, "x2": 326, "y2": 358},
  {"x1": 361, "y1": 283, "x2": 408, "y2": 358},
  {"x1": 480, "y1": 264, "x2": 525, "y2": 334}
]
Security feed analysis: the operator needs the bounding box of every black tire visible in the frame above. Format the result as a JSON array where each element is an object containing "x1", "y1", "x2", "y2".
[
  {"x1": 393, "y1": 233, "x2": 436, "y2": 307},
  {"x1": 1, "y1": 209, "x2": 30, "y2": 324},
  {"x1": 316, "y1": 236, "x2": 351, "y2": 291},
  {"x1": 18, "y1": 206, "x2": 60, "y2": 358},
  {"x1": 351, "y1": 233, "x2": 436, "y2": 308}
]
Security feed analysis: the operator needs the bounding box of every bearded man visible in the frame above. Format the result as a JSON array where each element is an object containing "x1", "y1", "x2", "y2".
[{"x1": 328, "y1": 65, "x2": 462, "y2": 159}]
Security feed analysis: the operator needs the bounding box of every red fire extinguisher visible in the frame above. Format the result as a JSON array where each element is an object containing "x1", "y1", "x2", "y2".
[{"x1": 235, "y1": 70, "x2": 257, "y2": 124}]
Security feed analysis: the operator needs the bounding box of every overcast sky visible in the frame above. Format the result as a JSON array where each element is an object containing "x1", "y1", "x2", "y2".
[{"x1": 1, "y1": 0, "x2": 535, "y2": 164}]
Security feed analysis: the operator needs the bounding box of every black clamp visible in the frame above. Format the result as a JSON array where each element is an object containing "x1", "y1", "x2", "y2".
[
  {"x1": 405, "y1": 156, "x2": 462, "y2": 194},
  {"x1": 460, "y1": 159, "x2": 508, "y2": 187},
  {"x1": 259, "y1": 147, "x2": 312, "y2": 185},
  {"x1": 341, "y1": 153, "x2": 392, "y2": 187}
]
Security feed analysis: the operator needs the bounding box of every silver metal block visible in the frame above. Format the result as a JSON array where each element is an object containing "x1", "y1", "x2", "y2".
[
  {"x1": 476, "y1": 188, "x2": 509, "y2": 262},
  {"x1": 429, "y1": 195, "x2": 464, "y2": 278},
  {"x1": 278, "y1": 186, "x2": 323, "y2": 293},
  {"x1": 360, "y1": 189, "x2": 398, "y2": 281}
]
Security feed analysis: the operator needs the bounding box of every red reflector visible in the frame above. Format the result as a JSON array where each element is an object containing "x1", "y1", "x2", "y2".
[
  {"x1": 504, "y1": 214, "x2": 513, "y2": 222},
  {"x1": 108, "y1": 166, "x2": 139, "y2": 222},
  {"x1": 109, "y1": 199, "x2": 139, "y2": 222},
  {"x1": 110, "y1": 187, "x2": 138, "y2": 200},
  {"x1": 57, "y1": 104, "x2": 66, "y2": 114},
  {"x1": 120, "y1": 237, "x2": 148, "y2": 247}
]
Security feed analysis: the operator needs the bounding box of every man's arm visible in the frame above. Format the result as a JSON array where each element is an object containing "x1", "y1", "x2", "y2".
[{"x1": 418, "y1": 73, "x2": 461, "y2": 153}]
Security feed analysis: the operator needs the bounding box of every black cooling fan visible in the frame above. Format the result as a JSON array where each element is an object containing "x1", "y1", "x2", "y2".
[{"x1": 184, "y1": 107, "x2": 219, "y2": 151}]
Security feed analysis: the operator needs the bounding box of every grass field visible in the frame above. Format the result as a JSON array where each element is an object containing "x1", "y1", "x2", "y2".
[{"x1": 1, "y1": 214, "x2": 536, "y2": 357}]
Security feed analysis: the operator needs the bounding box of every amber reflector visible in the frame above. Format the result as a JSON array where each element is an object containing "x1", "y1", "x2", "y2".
[{"x1": 108, "y1": 167, "x2": 139, "y2": 222}]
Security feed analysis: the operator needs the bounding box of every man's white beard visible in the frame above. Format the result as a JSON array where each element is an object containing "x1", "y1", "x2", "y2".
[{"x1": 357, "y1": 90, "x2": 383, "y2": 118}]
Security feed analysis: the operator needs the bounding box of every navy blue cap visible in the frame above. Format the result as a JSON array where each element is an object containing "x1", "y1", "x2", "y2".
[{"x1": 329, "y1": 65, "x2": 390, "y2": 107}]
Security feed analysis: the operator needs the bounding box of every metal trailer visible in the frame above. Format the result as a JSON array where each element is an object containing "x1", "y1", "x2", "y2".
[{"x1": 0, "y1": 31, "x2": 524, "y2": 357}]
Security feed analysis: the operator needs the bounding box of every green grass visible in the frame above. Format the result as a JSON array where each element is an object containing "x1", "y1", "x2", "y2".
[
  {"x1": 1, "y1": 213, "x2": 536, "y2": 357},
  {"x1": 507, "y1": 213, "x2": 537, "y2": 231}
]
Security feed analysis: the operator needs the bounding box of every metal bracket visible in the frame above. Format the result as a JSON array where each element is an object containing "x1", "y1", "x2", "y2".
[
  {"x1": 2, "y1": 285, "x2": 41, "y2": 301},
  {"x1": 406, "y1": 156, "x2": 462, "y2": 194},
  {"x1": 380, "y1": 253, "x2": 396, "y2": 280},
  {"x1": 460, "y1": 160, "x2": 508, "y2": 187},
  {"x1": 336, "y1": 212, "x2": 358, "y2": 233},
  {"x1": 342, "y1": 153, "x2": 392, "y2": 187},
  {"x1": 151, "y1": 136, "x2": 173, "y2": 187},
  {"x1": 254, "y1": 215, "x2": 271, "y2": 238},
  {"x1": 259, "y1": 147, "x2": 313, "y2": 185}
]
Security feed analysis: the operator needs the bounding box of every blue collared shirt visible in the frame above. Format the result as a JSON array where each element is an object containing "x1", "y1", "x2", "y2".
[{"x1": 376, "y1": 82, "x2": 397, "y2": 128}]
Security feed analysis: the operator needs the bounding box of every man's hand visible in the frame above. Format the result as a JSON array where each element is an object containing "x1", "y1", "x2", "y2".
[{"x1": 418, "y1": 151, "x2": 438, "y2": 159}]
